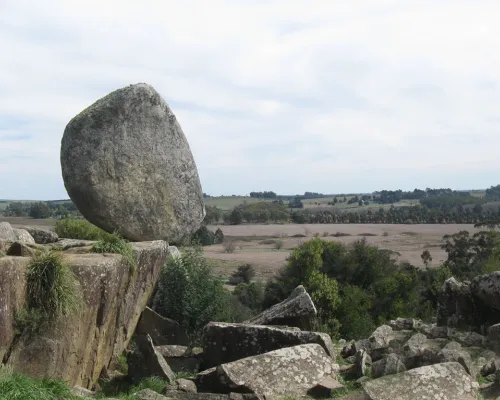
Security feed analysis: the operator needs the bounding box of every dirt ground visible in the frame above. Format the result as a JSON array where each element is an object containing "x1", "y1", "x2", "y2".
[{"x1": 205, "y1": 223, "x2": 479, "y2": 279}]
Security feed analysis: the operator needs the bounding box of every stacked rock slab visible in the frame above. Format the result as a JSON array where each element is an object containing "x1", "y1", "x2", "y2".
[
  {"x1": 202, "y1": 322, "x2": 334, "y2": 368},
  {"x1": 60, "y1": 83, "x2": 205, "y2": 243},
  {"x1": 245, "y1": 285, "x2": 317, "y2": 330}
]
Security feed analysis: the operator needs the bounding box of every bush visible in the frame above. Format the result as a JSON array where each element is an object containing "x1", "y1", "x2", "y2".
[
  {"x1": 54, "y1": 218, "x2": 105, "y2": 240},
  {"x1": 223, "y1": 241, "x2": 236, "y2": 253},
  {"x1": 26, "y1": 251, "x2": 82, "y2": 321},
  {"x1": 233, "y1": 281, "x2": 264, "y2": 311},
  {"x1": 229, "y1": 264, "x2": 255, "y2": 285},
  {"x1": 0, "y1": 366, "x2": 77, "y2": 400},
  {"x1": 192, "y1": 226, "x2": 216, "y2": 246},
  {"x1": 91, "y1": 232, "x2": 136, "y2": 275},
  {"x1": 273, "y1": 239, "x2": 285, "y2": 250},
  {"x1": 331, "y1": 232, "x2": 351, "y2": 237},
  {"x1": 153, "y1": 246, "x2": 232, "y2": 343}
]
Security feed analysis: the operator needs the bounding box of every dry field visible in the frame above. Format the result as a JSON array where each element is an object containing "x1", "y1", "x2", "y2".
[{"x1": 205, "y1": 223, "x2": 480, "y2": 279}]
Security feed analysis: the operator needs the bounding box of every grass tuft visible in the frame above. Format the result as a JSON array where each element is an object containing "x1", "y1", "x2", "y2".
[
  {"x1": 91, "y1": 232, "x2": 136, "y2": 276},
  {"x1": 26, "y1": 251, "x2": 82, "y2": 321},
  {"x1": 0, "y1": 369, "x2": 78, "y2": 400}
]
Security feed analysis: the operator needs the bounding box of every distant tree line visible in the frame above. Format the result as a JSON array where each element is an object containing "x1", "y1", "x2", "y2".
[{"x1": 3, "y1": 200, "x2": 79, "y2": 219}]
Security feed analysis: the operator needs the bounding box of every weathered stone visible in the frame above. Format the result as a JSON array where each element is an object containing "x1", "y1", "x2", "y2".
[
  {"x1": 355, "y1": 349, "x2": 372, "y2": 378},
  {"x1": 48, "y1": 238, "x2": 96, "y2": 251},
  {"x1": 134, "y1": 389, "x2": 169, "y2": 400},
  {"x1": 166, "y1": 378, "x2": 197, "y2": 393},
  {"x1": 245, "y1": 285, "x2": 316, "y2": 330},
  {"x1": 22, "y1": 226, "x2": 59, "y2": 244},
  {"x1": 437, "y1": 277, "x2": 478, "y2": 329},
  {"x1": 195, "y1": 368, "x2": 228, "y2": 394},
  {"x1": 402, "y1": 333, "x2": 438, "y2": 369},
  {"x1": 128, "y1": 334, "x2": 175, "y2": 384},
  {"x1": 388, "y1": 318, "x2": 421, "y2": 331},
  {"x1": 368, "y1": 325, "x2": 393, "y2": 349},
  {"x1": 13, "y1": 228, "x2": 35, "y2": 244},
  {"x1": 61, "y1": 83, "x2": 205, "y2": 243},
  {"x1": 72, "y1": 385, "x2": 96, "y2": 397},
  {"x1": 137, "y1": 307, "x2": 189, "y2": 346},
  {"x1": 444, "y1": 340, "x2": 462, "y2": 351},
  {"x1": 202, "y1": 322, "x2": 334, "y2": 368},
  {"x1": 363, "y1": 362, "x2": 479, "y2": 400},
  {"x1": 438, "y1": 349, "x2": 473, "y2": 375},
  {"x1": 471, "y1": 272, "x2": 500, "y2": 311},
  {"x1": 163, "y1": 392, "x2": 232, "y2": 400},
  {"x1": 370, "y1": 347, "x2": 392, "y2": 362},
  {"x1": 5, "y1": 241, "x2": 168, "y2": 388},
  {"x1": 156, "y1": 345, "x2": 202, "y2": 373},
  {"x1": 0, "y1": 222, "x2": 16, "y2": 241},
  {"x1": 167, "y1": 246, "x2": 181, "y2": 261},
  {"x1": 372, "y1": 353, "x2": 406, "y2": 378},
  {"x1": 215, "y1": 344, "x2": 334, "y2": 397},
  {"x1": 449, "y1": 329, "x2": 485, "y2": 347},
  {"x1": 0, "y1": 256, "x2": 30, "y2": 361},
  {"x1": 306, "y1": 375, "x2": 344, "y2": 398},
  {"x1": 6, "y1": 241, "x2": 37, "y2": 257},
  {"x1": 481, "y1": 359, "x2": 498, "y2": 376},
  {"x1": 416, "y1": 323, "x2": 449, "y2": 338}
]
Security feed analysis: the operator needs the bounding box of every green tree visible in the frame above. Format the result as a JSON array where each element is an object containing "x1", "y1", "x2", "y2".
[
  {"x1": 29, "y1": 202, "x2": 51, "y2": 219},
  {"x1": 421, "y1": 250, "x2": 432, "y2": 267}
]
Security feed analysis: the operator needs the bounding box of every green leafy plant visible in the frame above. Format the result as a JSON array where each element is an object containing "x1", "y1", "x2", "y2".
[
  {"x1": 26, "y1": 251, "x2": 82, "y2": 322},
  {"x1": 91, "y1": 232, "x2": 136, "y2": 275},
  {"x1": 54, "y1": 218, "x2": 105, "y2": 240}
]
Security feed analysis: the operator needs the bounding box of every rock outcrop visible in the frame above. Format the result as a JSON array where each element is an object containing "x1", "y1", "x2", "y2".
[
  {"x1": 60, "y1": 83, "x2": 205, "y2": 243},
  {"x1": 362, "y1": 362, "x2": 478, "y2": 400},
  {"x1": 22, "y1": 226, "x2": 59, "y2": 244},
  {"x1": 1, "y1": 240, "x2": 168, "y2": 388},
  {"x1": 210, "y1": 344, "x2": 336, "y2": 397},
  {"x1": 202, "y1": 322, "x2": 334, "y2": 368},
  {"x1": 245, "y1": 285, "x2": 317, "y2": 330},
  {"x1": 0, "y1": 221, "x2": 17, "y2": 241}
]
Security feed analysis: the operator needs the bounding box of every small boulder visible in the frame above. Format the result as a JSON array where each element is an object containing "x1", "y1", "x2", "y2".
[
  {"x1": 137, "y1": 307, "x2": 189, "y2": 346},
  {"x1": 134, "y1": 389, "x2": 169, "y2": 400},
  {"x1": 363, "y1": 362, "x2": 479, "y2": 400},
  {"x1": 355, "y1": 349, "x2": 372, "y2": 378},
  {"x1": 0, "y1": 222, "x2": 16, "y2": 241},
  {"x1": 437, "y1": 277, "x2": 477, "y2": 329},
  {"x1": 166, "y1": 378, "x2": 197, "y2": 393},
  {"x1": 245, "y1": 285, "x2": 317, "y2": 330},
  {"x1": 214, "y1": 344, "x2": 335, "y2": 397},
  {"x1": 448, "y1": 329, "x2": 485, "y2": 347},
  {"x1": 13, "y1": 228, "x2": 35, "y2": 244},
  {"x1": 371, "y1": 353, "x2": 406, "y2": 378},
  {"x1": 127, "y1": 334, "x2": 175, "y2": 384},
  {"x1": 388, "y1": 318, "x2": 421, "y2": 331},
  {"x1": 155, "y1": 345, "x2": 202, "y2": 373},
  {"x1": 22, "y1": 226, "x2": 59, "y2": 244},
  {"x1": 368, "y1": 325, "x2": 393, "y2": 349},
  {"x1": 307, "y1": 375, "x2": 344, "y2": 398},
  {"x1": 438, "y1": 349, "x2": 473, "y2": 375},
  {"x1": 202, "y1": 322, "x2": 335, "y2": 368},
  {"x1": 60, "y1": 83, "x2": 205, "y2": 243}
]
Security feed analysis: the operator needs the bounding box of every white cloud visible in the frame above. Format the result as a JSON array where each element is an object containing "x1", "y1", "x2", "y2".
[{"x1": 1, "y1": 0, "x2": 500, "y2": 198}]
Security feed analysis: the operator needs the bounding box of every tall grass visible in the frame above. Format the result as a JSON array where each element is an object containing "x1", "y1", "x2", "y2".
[
  {"x1": 26, "y1": 251, "x2": 82, "y2": 320},
  {"x1": 54, "y1": 218, "x2": 106, "y2": 240},
  {"x1": 91, "y1": 232, "x2": 136, "y2": 275},
  {"x1": 0, "y1": 367, "x2": 77, "y2": 400}
]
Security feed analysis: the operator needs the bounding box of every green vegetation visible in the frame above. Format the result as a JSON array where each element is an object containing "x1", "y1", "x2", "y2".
[
  {"x1": 264, "y1": 238, "x2": 455, "y2": 340},
  {"x1": 91, "y1": 232, "x2": 136, "y2": 275},
  {"x1": 54, "y1": 218, "x2": 106, "y2": 240},
  {"x1": 152, "y1": 246, "x2": 233, "y2": 343},
  {"x1": 2, "y1": 200, "x2": 78, "y2": 219},
  {"x1": 0, "y1": 366, "x2": 78, "y2": 400},
  {"x1": 25, "y1": 251, "x2": 82, "y2": 322}
]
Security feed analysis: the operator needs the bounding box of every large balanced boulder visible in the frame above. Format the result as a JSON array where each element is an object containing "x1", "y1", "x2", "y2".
[
  {"x1": 211, "y1": 344, "x2": 336, "y2": 397},
  {"x1": 245, "y1": 285, "x2": 316, "y2": 330},
  {"x1": 202, "y1": 322, "x2": 334, "y2": 368},
  {"x1": 60, "y1": 83, "x2": 205, "y2": 243},
  {"x1": 362, "y1": 362, "x2": 478, "y2": 400}
]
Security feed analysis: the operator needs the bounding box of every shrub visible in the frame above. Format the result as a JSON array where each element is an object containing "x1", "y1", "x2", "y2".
[
  {"x1": 259, "y1": 239, "x2": 276, "y2": 245},
  {"x1": 382, "y1": 231, "x2": 389, "y2": 237},
  {"x1": 91, "y1": 232, "x2": 136, "y2": 275},
  {"x1": 223, "y1": 241, "x2": 236, "y2": 253},
  {"x1": 153, "y1": 246, "x2": 232, "y2": 343},
  {"x1": 214, "y1": 228, "x2": 224, "y2": 244},
  {"x1": 0, "y1": 366, "x2": 78, "y2": 400},
  {"x1": 26, "y1": 251, "x2": 82, "y2": 321},
  {"x1": 54, "y1": 218, "x2": 105, "y2": 240},
  {"x1": 229, "y1": 264, "x2": 255, "y2": 285},
  {"x1": 192, "y1": 226, "x2": 216, "y2": 246},
  {"x1": 274, "y1": 239, "x2": 285, "y2": 250},
  {"x1": 322, "y1": 232, "x2": 329, "y2": 237},
  {"x1": 331, "y1": 232, "x2": 351, "y2": 237},
  {"x1": 358, "y1": 233, "x2": 377, "y2": 237},
  {"x1": 233, "y1": 281, "x2": 264, "y2": 311}
]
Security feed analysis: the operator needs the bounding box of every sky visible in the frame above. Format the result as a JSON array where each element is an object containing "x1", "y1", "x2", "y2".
[{"x1": 1, "y1": 0, "x2": 500, "y2": 200}]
